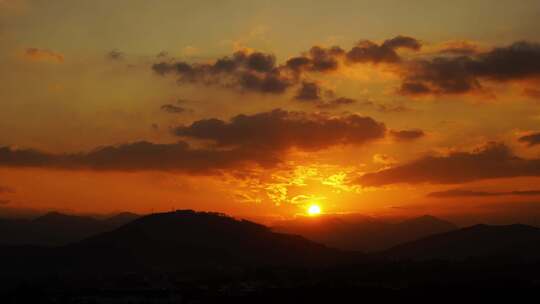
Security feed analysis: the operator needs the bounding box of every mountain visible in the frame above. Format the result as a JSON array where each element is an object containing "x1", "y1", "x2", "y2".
[
  {"x1": 3, "y1": 211, "x2": 540, "y2": 300},
  {"x1": 273, "y1": 214, "x2": 457, "y2": 252},
  {"x1": 0, "y1": 210, "x2": 354, "y2": 277},
  {"x1": 383, "y1": 224, "x2": 540, "y2": 261},
  {"x1": 0, "y1": 211, "x2": 140, "y2": 246},
  {"x1": 101, "y1": 212, "x2": 140, "y2": 227}
]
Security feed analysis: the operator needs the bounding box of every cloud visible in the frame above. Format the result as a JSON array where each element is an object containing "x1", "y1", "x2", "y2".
[
  {"x1": 346, "y1": 35, "x2": 421, "y2": 64},
  {"x1": 0, "y1": 110, "x2": 386, "y2": 173},
  {"x1": 174, "y1": 109, "x2": 386, "y2": 151},
  {"x1": 518, "y1": 132, "x2": 540, "y2": 147},
  {"x1": 152, "y1": 50, "x2": 291, "y2": 94},
  {"x1": 381, "y1": 35, "x2": 422, "y2": 51},
  {"x1": 0, "y1": 200, "x2": 9, "y2": 205},
  {"x1": 107, "y1": 49, "x2": 124, "y2": 61},
  {"x1": 427, "y1": 189, "x2": 540, "y2": 198},
  {"x1": 294, "y1": 82, "x2": 356, "y2": 109},
  {"x1": 399, "y1": 41, "x2": 540, "y2": 95},
  {"x1": 315, "y1": 97, "x2": 357, "y2": 109},
  {"x1": 285, "y1": 46, "x2": 345, "y2": 73},
  {"x1": 295, "y1": 81, "x2": 321, "y2": 101},
  {"x1": 0, "y1": 142, "x2": 279, "y2": 173},
  {"x1": 152, "y1": 38, "x2": 540, "y2": 99},
  {"x1": 357, "y1": 142, "x2": 540, "y2": 186},
  {"x1": 399, "y1": 57, "x2": 481, "y2": 95},
  {"x1": 390, "y1": 129, "x2": 425, "y2": 141},
  {"x1": 23, "y1": 48, "x2": 64, "y2": 63},
  {"x1": 436, "y1": 40, "x2": 480, "y2": 56},
  {"x1": 152, "y1": 35, "x2": 420, "y2": 96},
  {"x1": 160, "y1": 104, "x2": 191, "y2": 114}
]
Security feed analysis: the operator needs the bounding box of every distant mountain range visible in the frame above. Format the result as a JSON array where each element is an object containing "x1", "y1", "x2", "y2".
[
  {"x1": 2, "y1": 210, "x2": 540, "y2": 279},
  {"x1": 3, "y1": 210, "x2": 540, "y2": 299},
  {"x1": 383, "y1": 223, "x2": 540, "y2": 261},
  {"x1": 0, "y1": 210, "x2": 353, "y2": 277},
  {"x1": 273, "y1": 214, "x2": 458, "y2": 252},
  {"x1": 0, "y1": 211, "x2": 139, "y2": 246}
]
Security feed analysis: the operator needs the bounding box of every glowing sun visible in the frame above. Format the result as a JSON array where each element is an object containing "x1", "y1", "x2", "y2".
[{"x1": 307, "y1": 204, "x2": 322, "y2": 216}]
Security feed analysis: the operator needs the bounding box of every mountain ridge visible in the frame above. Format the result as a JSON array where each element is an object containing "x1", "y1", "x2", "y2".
[
  {"x1": 382, "y1": 223, "x2": 540, "y2": 260},
  {"x1": 273, "y1": 214, "x2": 458, "y2": 252}
]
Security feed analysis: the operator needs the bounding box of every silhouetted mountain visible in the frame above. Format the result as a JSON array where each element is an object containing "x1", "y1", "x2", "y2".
[
  {"x1": 273, "y1": 214, "x2": 457, "y2": 252},
  {"x1": 3, "y1": 211, "x2": 540, "y2": 301},
  {"x1": 0, "y1": 211, "x2": 140, "y2": 246},
  {"x1": 101, "y1": 212, "x2": 140, "y2": 227},
  {"x1": 0, "y1": 210, "x2": 355, "y2": 277},
  {"x1": 383, "y1": 223, "x2": 540, "y2": 260}
]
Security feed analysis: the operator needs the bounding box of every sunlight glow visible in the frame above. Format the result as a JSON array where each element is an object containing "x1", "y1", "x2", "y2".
[{"x1": 307, "y1": 204, "x2": 322, "y2": 216}]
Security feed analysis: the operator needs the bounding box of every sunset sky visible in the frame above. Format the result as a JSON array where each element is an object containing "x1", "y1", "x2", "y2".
[{"x1": 2, "y1": 0, "x2": 540, "y2": 224}]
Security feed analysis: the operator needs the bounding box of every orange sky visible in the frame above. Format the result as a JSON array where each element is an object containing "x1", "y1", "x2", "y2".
[{"x1": 2, "y1": 0, "x2": 540, "y2": 224}]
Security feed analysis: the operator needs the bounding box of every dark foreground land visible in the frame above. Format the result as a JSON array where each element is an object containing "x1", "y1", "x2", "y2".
[{"x1": 2, "y1": 210, "x2": 540, "y2": 303}]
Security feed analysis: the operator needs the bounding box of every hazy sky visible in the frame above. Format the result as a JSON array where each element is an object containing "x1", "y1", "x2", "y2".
[{"x1": 2, "y1": 0, "x2": 540, "y2": 223}]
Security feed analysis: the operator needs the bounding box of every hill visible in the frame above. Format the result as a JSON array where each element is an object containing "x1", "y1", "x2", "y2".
[
  {"x1": 0, "y1": 211, "x2": 139, "y2": 246},
  {"x1": 383, "y1": 224, "x2": 540, "y2": 260},
  {"x1": 0, "y1": 210, "x2": 355, "y2": 277}
]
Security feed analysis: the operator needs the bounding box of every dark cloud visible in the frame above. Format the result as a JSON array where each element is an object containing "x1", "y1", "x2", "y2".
[
  {"x1": 347, "y1": 41, "x2": 401, "y2": 64},
  {"x1": 285, "y1": 56, "x2": 311, "y2": 72},
  {"x1": 316, "y1": 97, "x2": 357, "y2": 109},
  {"x1": 390, "y1": 129, "x2": 426, "y2": 141},
  {"x1": 399, "y1": 57, "x2": 481, "y2": 95},
  {"x1": 357, "y1": 143, "x2": 540, "y2": 186},
  {"x1": 294, "y1": 82, "x2": 356, "y2": 109},
  {"x1": 471, "y1": 41, "x2": 540, "y2": 81},
  {"x1": 244, "y1": 52, "x2": 276, "y2": 72},
  {"x1": 382, "y1": 35, "x2": 422, "y2": 51},
  {"x1": 347, "y1": 36, "x2": 421, "y2": 64},
  {"x1": 292, "y1": 83, "x2": 357, "y2": 108},
  {"x1": 518, "y1": 132, "x2": 540, "y2": 147},
  {"x1": 239, "y1": 71, "x2": 290, "y2": 93},
  {"x1": 0, "y1": 147, "x2": 56, "y2": 167},
  {"x1": 0, "y1": 142, "x2": 279, "y2": 174},
  {"x1": 1, "y1": 110, "x2": 386, "y2": 173},
  {"x1": 160, "y1": 104, "x2": 190, "y2": 114},
  {"x1": 107, "y1": 49, "x2": 124, "y2": 61},
  {"x1": 400, "y1": 41, "x2": 540, "y2": 95},
  {"x1": 285, "y1": 46, "x2": 345, "y2": 73},
  {"x1": 174, "y1": 109, "x2": 386, "y2": 151},
  {"x1": 152, "y1": 36, "x2": 420, "y2": 96},
  {"x1": 295, "y1": 82, "x2": 321, "y2": 101},
  {"x1": 428, "y1": 189, "x2": 540, "y2": 198},
  {"x1": 152, "y1": 50, "x2": 291, "y2": 94},
  {"x1": 152, "y1": 38, "x2": 540, "y2": 99},
  {"x1": 399, "y1": 82, "x2": 432, "y2": 95},
  {"x1": 0, "y1": 200, "x2": 9, "y2": 205}
]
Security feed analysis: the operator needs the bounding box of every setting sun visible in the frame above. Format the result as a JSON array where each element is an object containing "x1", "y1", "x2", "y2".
[{"x1": 307, "y1": 205, "x2": 322, "y2": 216}]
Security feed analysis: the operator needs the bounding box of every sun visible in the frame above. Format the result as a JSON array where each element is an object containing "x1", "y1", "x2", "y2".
[{"x1": 307, "y1": 204, "x2": 322, "y2": 216}]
